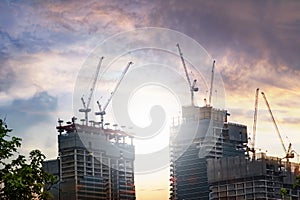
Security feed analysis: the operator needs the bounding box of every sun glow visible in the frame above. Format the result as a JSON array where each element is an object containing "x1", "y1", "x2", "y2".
[{"x1": 127, "y1": 84, "x2": 181, "y2": 155}]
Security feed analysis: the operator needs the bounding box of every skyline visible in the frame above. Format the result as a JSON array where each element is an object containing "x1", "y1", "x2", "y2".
[{"x1": 1, "y1": 1, "x2": 300, "y2": 199}]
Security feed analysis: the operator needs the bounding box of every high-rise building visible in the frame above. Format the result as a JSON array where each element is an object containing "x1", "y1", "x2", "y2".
[
  {"x1": 44, "y1": 117, "x2": 135, "y2": 200},
  {"x1": 42, "y1": 158, "x2": 60, "y2": 199},
  {"x1": 207, "y1": 153, "x2": 300, "y2": 199},
  {"x1": 169, "y1": 106, "x2": 248, "y2": 200}
]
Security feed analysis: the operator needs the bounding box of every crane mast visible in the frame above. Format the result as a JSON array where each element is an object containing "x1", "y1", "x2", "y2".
[
  {"x1": 95, "y1": 61, "x2": 133, "y2": 128},
  {"x1": 79, "y1": 56, "x2": 104, "y2": 125},
  {"x1": 208, "y1": 60, "x2": 215, "y2": 106},
  {"x1": 176, "y1": 43, "x2": 198, "y2": 106},
  {"x1": 261, "y1": 92, "x2": 294, "y2": 161},
  {"x1": 86, "y1": 57, "x2": 104, "y2": 109},
  {"x1": 251, "y1": 88, "x2": 259, "y2": 159}
]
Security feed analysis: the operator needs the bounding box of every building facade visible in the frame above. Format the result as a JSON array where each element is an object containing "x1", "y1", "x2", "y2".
[
  {"x1": 44, "y1": 117, "x2": 135, "y2": 200},
  {"x1": 169, "y1": 106, "x2": 248, "y2": 200},
  {"x1": 207, "y1": 153, "x2": 300, "y2": 200}
]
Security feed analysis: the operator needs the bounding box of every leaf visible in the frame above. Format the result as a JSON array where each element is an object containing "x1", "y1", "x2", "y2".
[{"x1": 0, "y1": 118, "x2": 56, "y2": 199}]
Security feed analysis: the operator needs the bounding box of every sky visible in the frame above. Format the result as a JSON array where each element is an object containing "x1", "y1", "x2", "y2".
[{"x1": 1, "y1": 0, "x2": 300, "y2": 199}]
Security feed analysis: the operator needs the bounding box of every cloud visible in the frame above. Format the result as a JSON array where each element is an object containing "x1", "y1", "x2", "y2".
[
  {"x1": 0, "y1": 91, "x2": 60, "y2": 157},
  {"x1": 150, "y1": 1, "x2": 300, "y2": 66},
  {"x1": 1, "y1": 1, "x2": 299, "y2": 96},
  {"x1": 0, "y1": 59, "x2": 16, "y2": 92},
  {"x1": 144, "y1": 0, "x2": 300, "y2": 99},
  {"x1": 1, "y1": 0, "x2": 299, "y2": 197},
  {"x1": 0, "y1": 0, "x2": 154, "y2": 48},
  {"x1": 281, "y1": 117, "x2": 300, "y2": 125},
  {"x1": 0, "y1": 91, "x2": 58, "y2": 134},
  {"x1": 0, "y1": 48, "x2": 87, "y2": 107},
  {"x1": 0, "y1": 0, "x2": 158, "y2": 103},
  {"x1": 151, "y1": 188, "x2": 166, "y2": 192}
]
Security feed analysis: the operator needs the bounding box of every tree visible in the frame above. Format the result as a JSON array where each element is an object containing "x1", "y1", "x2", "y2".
[
  {"x1": 280, "y1": 188, "x2": 289, "y2": 200},
  {"x1": 0, "y1": 118, "x2": 56, "y2": 199}
]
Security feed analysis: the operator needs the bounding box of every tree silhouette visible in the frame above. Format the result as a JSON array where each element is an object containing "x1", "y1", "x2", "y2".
[{"x1": 0, "y1": 118, "x2": 56, "y2": 199}]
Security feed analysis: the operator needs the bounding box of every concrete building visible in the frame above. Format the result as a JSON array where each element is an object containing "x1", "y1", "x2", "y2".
[
  {"x1": 43, "y1": 159, "x2": 60, "y2": 199},
  {"x1": 44, "y1": 117, "x2": 135, "y2": 200},
  {"x1": 207, "y1": 153, "x2": 300, "y2": 200},
  {"x1": 169, "y1": 106, "x2": 248, "y2": 200}
]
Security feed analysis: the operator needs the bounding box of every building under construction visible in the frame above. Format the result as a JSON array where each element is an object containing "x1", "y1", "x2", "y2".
[
  {"x1": 169, "y1": 105, "x2": 248, "y2": 200},
  {"x1": 203, "y1": 88, "x2": 298, "y2": 199},
  {"x1": 44, "y1": 117, "x2": 135, "y2": 200},
  {"x1": 208, "y1": 153, "x2": 300, "y2": 200},
  {"x1": 170, "y1": 44, "x2": 251, "y2": 200},
  {"x1": 43, "y1": 57, "x2": 136, "y2": 199},
  {"x1": 169, "y1": 85, "x2": 300, "y2": 200},
  {"x1": 169, "y1": 105, "x2": 300, "y2": 200}
]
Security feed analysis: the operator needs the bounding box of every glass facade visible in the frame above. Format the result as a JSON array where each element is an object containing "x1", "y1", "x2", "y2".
[{"x1": 170, "y1": 106, "x2": 248, "y2": 200}]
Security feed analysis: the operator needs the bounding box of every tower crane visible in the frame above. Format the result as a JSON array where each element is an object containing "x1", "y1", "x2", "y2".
[
  {"x1": 261, "y1": 92, "x2": 294, "y2": 162},
  {"x1": 249, "y1": 88, "x2": 259, "y2": 159},
  {"x1": 176, "y1": 43, "x2": 198, "y2": 106},
  {"x1": 95, "y1": 61, "x2": 133, "y2": 128},
  {"x1": 208, "y1": 60, "x2": 215, "y2": 106},
  {"x1": 79, "y1": 56, "x2": 104, "y2": 126}
]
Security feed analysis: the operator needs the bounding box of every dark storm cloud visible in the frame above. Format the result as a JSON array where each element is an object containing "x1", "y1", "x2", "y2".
[{"x1": 0, "y1": 91, "x2": 58, "y2": 134}]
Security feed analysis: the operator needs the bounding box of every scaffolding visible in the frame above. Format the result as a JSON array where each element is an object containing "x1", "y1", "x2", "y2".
[
  {"x1": 44, "y1": 118, "x2": 136, "y2": 200},
  {"x1": 207, "y1": 153, "x2": 300, "y2": 200}
]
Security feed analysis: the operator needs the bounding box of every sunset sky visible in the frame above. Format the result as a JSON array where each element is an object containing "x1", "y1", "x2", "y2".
[{"x1": 1, "y1": 1, "x2": 300, "y2": 199}]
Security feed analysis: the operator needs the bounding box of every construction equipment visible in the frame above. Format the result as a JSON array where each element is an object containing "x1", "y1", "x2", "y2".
[
  {"x1": 95, "y1": 61, "x2": 133, "y2": 128},
  {"x1": 291, "y1": 150, "x2": 300, "y2": 163},
  {"x1": 249, "y1": 88, "x2": 259, "y2": 159},
  {"x1": 176, "y1": 43, "x2": 198, "y2": 106},
  {"x1": 208, "y1": 60, "x2": 215, "y2": 106},
  {"x1": 79, "y1": 56, "x2": 104, "y2": 125},
  {"x1": 261, "y1": 91, "x2": 294, "y2": 161}
]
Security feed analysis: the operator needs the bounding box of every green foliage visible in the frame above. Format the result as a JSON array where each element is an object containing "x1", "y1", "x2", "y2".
[
  {"x1": 280, "y1": 188, "x2": 289, "y2": 199},
  {"x1": 0, "y1": 119, "x2": 56, "y2": 199},
  {"x1": 0, "y1": 120, "x2": 21, "y2": 163}
]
